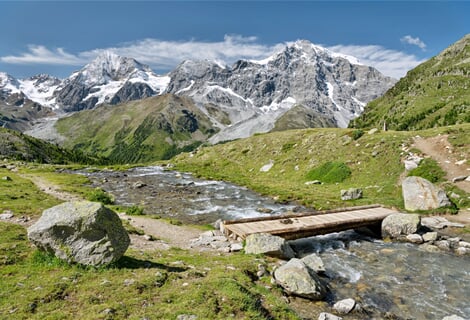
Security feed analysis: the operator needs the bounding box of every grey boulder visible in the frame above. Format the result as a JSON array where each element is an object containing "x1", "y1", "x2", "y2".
[
  {"x1": 273, "y1": 258, "x2": 327, "y2": 300},
  {"x1": 28, "y1": 201, "x2": 130, "y2": 266},
  {"x1": 301, "y1": 253, "x2": 325, "y2": 273},
  {"x1": 244, "y1": 233, "x2": 295, "y2": 260},
  {"x1": 381, "y1": 213, "x2": 421, "y2": 239},
  {"x1": 340, "y1": 188, "x2": 363, "y2": 201},
  {"x1": 319, "y1": 313, "x2": 342, "y2": 320},
  {"x1": 333, "y1": 298, "x2": 356, "y2": 314},
  {"x1": 402, "y1": 176, "x2": 452, "y2": 211}
]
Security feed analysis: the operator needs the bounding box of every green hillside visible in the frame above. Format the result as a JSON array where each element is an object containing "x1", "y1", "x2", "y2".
[
  {"x1": 55, "y1": 94, "x2": 218, "y2": 163},
  {"x1": 0, "y1": 127, "x2": 99, "y2": 164},
  {"x1": 350, "y1": 34, "x2": 470, "y2": 130},
  {"x1": 172, "y1": 124, "x2": 470, "y2": 211}
]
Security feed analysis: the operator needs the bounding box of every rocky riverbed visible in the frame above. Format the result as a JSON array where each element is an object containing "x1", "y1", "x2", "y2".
[
  {"x1": 76, "y1": 166, "x2": 303, "y2": 224},
  {"x1": 71, "y1": 166, "x2": 469, "y2": 319}
]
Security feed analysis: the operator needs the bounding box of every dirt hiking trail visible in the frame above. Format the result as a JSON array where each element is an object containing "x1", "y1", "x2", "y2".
[
  {"x1": 412, "y1": 135, "x2": 470, "y2": 225},
  {"x1": 17, "y1": 174, "x2": 206, "y2": 251}
]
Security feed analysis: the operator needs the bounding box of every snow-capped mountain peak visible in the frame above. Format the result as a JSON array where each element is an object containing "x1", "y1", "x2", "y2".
[
  {"x1": 54, "y1": 52, "x2": 170, "y2": 111},
  {"x1": 166, "y1": 39, "x2": 396, "y2": 142},
  {"x1": 0, "y1": 72, "x2": 21, "y2": 94},
  {"x1": 71, "y1": 51, "x2": 152, "y2": 86},
  {"x1": 252, "y1": 40, "x2": 362, "y2": 67}
]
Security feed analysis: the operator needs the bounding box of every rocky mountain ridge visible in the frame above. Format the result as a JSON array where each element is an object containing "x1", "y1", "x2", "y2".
[
  {"x1": 1, "y1": 41, "x2": 395, "y2": 140},
  {"x1": 166, "y1": 40, "x2": 396, "y2": 142},
  {"x1": 0, "y1": 52, "x2": 170, "y2": 113}
]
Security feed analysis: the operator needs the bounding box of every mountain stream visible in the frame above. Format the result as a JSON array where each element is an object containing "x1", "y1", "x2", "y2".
[{"x1": 76, "y1": 166, "x2": 470, "y2": 319}]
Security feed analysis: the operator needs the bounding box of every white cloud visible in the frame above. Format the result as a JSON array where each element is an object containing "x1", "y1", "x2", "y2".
[
  {"x1": 1, "y1": 36, "x2": 424, "y2": 78},
  {"x1": 327, "y1": 44, "x2": 425, "y2": 78},
  {"x1": 1, "y1": 45, "x2": 87, "y2": 65},
  {"x1": 400, "y1": 35, "x2": 427, "y2": 51}
]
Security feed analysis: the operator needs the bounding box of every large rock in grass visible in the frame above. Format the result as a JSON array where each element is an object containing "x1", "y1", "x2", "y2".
[
  {"x1": 244, "y1": 233, "x2": 295, "y2": 260},
  {"x1": 402, "y1": 176, "x2": 452, "y2": 211},
  {"x1": 381, "y1": 213, "x2": 420, "y2": 239},
  {"x1": 274, "y1": 258, "x2": 327, "y2": 300},
  {"x1": 340, "y1": 188, "x2": 363, "y2": 201},
  {"x1": 28, "y1": 201, "x2": 130, "y2": 266}
]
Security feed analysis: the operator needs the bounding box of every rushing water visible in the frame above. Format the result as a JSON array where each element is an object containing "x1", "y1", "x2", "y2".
[
  {"x1": 77, "y1": 166, "x2": 300, "y2": 224},
  {"x1": 76, "y1": 166, "x2": 470, "y2": 319}
]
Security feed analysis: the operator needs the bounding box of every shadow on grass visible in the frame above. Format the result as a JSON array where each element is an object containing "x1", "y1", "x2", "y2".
[{"x1": 112, "y1": 255, "x2": 188, "y2": 272}]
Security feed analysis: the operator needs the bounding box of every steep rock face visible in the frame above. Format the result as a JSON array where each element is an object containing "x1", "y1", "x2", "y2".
[
  {"x1": 54, "y1": 51, "x2": 170, "y2": 112},
  {"x1": 166, "y1": 41, "x2": 395, "y2": 143},
  {"x1": 1, "y1": 73, "x2": 56, "y2": 131},
  {"x1": 110, "y1": 81, "x2": 156, "y2": 105}
]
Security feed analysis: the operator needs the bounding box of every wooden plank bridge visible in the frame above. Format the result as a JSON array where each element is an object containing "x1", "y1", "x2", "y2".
[{"x1": 222, "y1": 205, "x2": 398, "y2": 240}]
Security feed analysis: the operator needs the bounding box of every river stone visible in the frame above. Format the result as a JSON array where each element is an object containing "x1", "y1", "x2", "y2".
[
  {"x1": 273, "y1": 258, "x2": 327, "y2": 300},
  {"x1": 406, "y1": 234, "x2": 424, "y2": 244},
  {"x1": 442, "y1": 315, "x2": 465, "y2": 320},
  {"x1": 436, "y1": 240, "x2": 451, "y2": 251},
  {"x1": 244, "y1": 233, "x2": 295, "y2": 259},
  {"x1": 319, "y1": 313, "x2": 343, "y2": 320},
  {"x1": 381, "y1": 213, "x2": 421, "y2": 239},
  {"x1": 420, "y1": 243, "x2": 441, "y2": 253},
  {"x1": 301, "y1": 253, "x2": 325, "y2": 273},
  {"x1": 27, "y1": 201, "x2": 130, "y2": 266},
  {"x1": 340, "y1": 188, "x2": 363, "y2": 201},
  {"x1": 459, "y1": 241, "x2": 470, "y2": 248},
  {"x1": 421, "y1": 216, "x2": 465, "y2": 229},
  {"x1": 402, "y1": 176, "x2": 452, "y2": 211},
  {"x1": 333, "y1": 298, "x2": 356, "y2": 314},
  {"x1": 423, "y1": 232, "x2": 438, "y2": 242}
]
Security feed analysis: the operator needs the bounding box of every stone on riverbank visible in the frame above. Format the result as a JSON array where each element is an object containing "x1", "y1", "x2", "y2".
[
  {"x1": 442, "y1": 315, "x2": 465, "y2": 320},
  {"x1": 28, "y1": 201, "x2": 130, "y2": 266},
  {"x1": 245, "y1": 233, "x2": 295, "y2": 259},
  {"x1": 273, "y1": 258, "x2": 327, "y2": 300},
  {"x1": 381, "y1": 213, "x2": 420, "y2": 239},
  {"x1": 422, "y1": 232, "x2": 438, "y2": 242},
  {"x1": 421, "y1": 216, "x2": 465, "y2": 229},
  {"x1": 318, "y1": 313, "x2": 343, "y2": 320},
  {"x1": 301, "y1": 253, "x2": 325, "y2": 273},
  {"x1": 333, "y1": 298, "x2": 356, "y2": 314},
  {"x1": 406, "y1": 234, "x2": 424, "y2": 244},
  {"x1": 402, "y1": 176, "x2": 452, "y2": 211}
]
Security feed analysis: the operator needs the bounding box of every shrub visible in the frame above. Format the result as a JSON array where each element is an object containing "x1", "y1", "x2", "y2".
[
  {"x1": 126, "y1": 205, "x2": 144, "y2": 216},
  {"x1": 351, "y1": 129, "x2": 364, "y2": 140},
  {"x1": 281, "y1": 142, "x2": 296, "y2": 152},
  {"x1": 407, "y1": 158, "x2": 445, "y2": 183},
  {"x1": 87, "y1": 187, "x2": 114, "y2": 205},
  {"x1": 305, "y1": 161, "x2": 351, "y2": 183}
]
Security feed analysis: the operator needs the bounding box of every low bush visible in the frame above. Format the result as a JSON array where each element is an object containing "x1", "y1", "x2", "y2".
[
  {"x1": 407, "y1": 158, "x2": 445, "y2": 183},
  {"x1": 87, "y1": 187, "x2": 114, "y2": 205},
  {"x1": 305, "y1": 161, "x2": 351, "y2": 183},
  {"x1": 126, "y1": 205, "x2": 144, "y2": 215}
]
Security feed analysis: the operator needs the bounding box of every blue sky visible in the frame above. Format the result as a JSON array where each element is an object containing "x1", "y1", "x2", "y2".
[{"x1": 0, "y1": 1, "x2": 468, "y2": 79}]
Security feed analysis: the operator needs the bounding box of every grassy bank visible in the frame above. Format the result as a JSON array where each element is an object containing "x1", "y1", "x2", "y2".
[
  {"x1": 172, "y1": 125, "x2": 470, "y2": 211},
  {"x1": 0, "y1": 222, "x2": 299, "y2": 319}
]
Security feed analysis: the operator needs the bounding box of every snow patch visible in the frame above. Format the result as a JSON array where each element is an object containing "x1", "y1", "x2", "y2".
[
  {"x1": 176, "y1": 80, "x2": 195, "y2": 94},
  {"x1": 260, "y1": 96, "x2": 296, "y2": 113}
]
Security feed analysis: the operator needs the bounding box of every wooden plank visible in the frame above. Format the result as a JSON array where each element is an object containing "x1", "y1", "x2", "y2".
[
  {"x1": 222, "y1": 204, "x2": 382, "y2": 225},
  {"x1": 222, "y1": 206, "x2": 398, "y2": 240}
]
